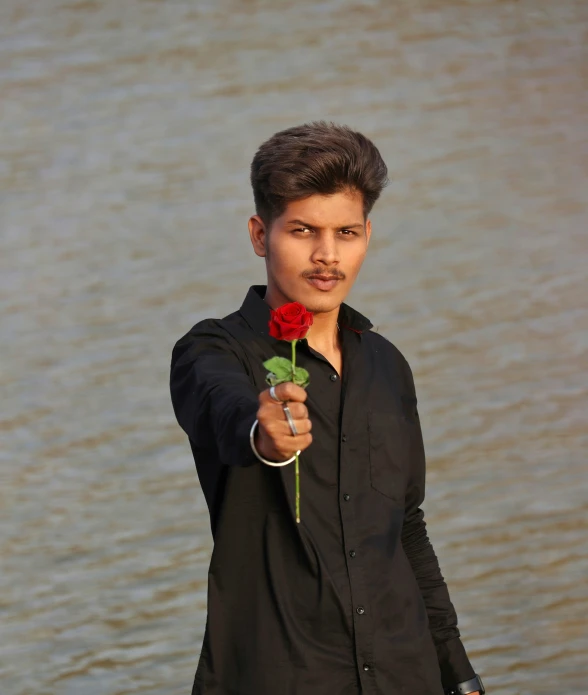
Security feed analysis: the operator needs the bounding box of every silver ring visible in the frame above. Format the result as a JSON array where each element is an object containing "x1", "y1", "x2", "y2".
[
  {"x1": 282, "y1": 404, "x2": 298, "y2": 436},
  {"x1": 269, "y1": 385, "x2": 284, "y2": 403}
]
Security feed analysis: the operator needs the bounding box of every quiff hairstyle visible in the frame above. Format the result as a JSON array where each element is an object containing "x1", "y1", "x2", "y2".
[{"x1": 250, "y1": 121, "x2": 389, "y2": 228}]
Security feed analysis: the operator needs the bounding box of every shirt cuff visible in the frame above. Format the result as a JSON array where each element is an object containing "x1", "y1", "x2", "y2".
[{"x1": 435, "y1": 635, "x2": 476, "y2": 689}]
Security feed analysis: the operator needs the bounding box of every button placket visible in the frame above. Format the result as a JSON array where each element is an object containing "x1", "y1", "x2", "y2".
[
  {"x1": 338, "y1": 341, "x2": 375, "y2": 690},
  {"x1": 342, "y1": 496, "x2": 373, "y2": 686}
]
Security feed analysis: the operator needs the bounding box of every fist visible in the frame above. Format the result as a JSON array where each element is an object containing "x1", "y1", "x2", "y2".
[{"x1": 256, "y1": 382, "x2": 313, "y2": 462}]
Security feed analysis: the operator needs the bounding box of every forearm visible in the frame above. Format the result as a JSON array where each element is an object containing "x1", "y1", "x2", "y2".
[
  {"x1": 402, "y1": 506, "x2": 475, "y2": 688},
  {"x1": 399, "y1": 357, "x2": 477, "y2": 688}
]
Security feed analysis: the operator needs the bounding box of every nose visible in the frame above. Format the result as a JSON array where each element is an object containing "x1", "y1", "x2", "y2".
[{"x1": 310, "y1": 234, "x2": 339, "y2": 267}]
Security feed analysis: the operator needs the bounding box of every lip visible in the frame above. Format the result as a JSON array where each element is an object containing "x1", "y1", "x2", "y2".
[{"x1": 307, "y1": 276, "x2": 340, "y2": 291}]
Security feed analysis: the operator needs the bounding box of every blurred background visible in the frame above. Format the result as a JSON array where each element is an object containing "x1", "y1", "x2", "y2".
[{"x1": 1, "y1": 1, "x2": 586, "y2": 693}]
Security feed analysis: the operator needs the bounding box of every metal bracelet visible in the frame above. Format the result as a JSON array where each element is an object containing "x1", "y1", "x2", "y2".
[{"x1": 249, "y1": 419, "x2": 300, "y2": 467}]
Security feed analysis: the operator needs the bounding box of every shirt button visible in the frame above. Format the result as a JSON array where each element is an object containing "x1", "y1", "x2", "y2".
[
  {"x1": 349, "y1": 549, "x2": 356, "y2": 558},
  {"x1": 363, "y1": 663, "x2": 371, "y2": 671},
  {"x1": 343, "y1": 493, "x2": 350, "y2": 501},
  {"x1": 330, "y1": 374, "x2": 338, "y2": 381},
  {"x1": 342, "y1": 434, "x2": 347, "y2": 442},
  {"x1": 356, "y1": 606, "x2": 365, "y2": 615}
]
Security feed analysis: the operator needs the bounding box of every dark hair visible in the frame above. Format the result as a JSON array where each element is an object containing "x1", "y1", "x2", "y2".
[{"x1": 250, "y1": 121, "x2": 389, "y2": 227}]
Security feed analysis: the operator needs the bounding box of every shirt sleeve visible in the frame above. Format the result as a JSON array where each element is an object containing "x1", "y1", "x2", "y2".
[
  {"x1": 400, "y1": 358, "x2": 477, "y2": 690},
  {"x1": 169, "y1": 318, "x2": 260, "y2": 467}
]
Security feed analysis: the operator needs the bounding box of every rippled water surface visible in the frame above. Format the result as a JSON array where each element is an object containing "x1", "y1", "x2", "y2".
[{"x1": 1, "y1": 1, "x2": 587, "y2": 693}]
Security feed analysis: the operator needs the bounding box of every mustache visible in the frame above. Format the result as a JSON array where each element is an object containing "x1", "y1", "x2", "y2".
[{"x1": 305, "y1": 270, "x2": 345, "y2": 279}]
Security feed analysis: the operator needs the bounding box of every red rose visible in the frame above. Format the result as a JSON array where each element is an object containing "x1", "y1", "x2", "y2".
[{"x1": 269, "y1": 301, "x2": 314, "y2": 342}]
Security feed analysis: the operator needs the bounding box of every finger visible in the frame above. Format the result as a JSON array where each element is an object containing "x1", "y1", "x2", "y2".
[
  {"x1": 257, "y1": 404, "x2": 310, "y2": 438},
  {"x1": 256, "y1": 420, "x2": 312, "y2": 460},
  {"x1": 279, "y1": 401, "x2": 308, "y2": 420},
  {"x1": 272, "y1": 382, "x2": 308, "y2": 403},
  {"x1": 277, "y1": 417, "x2": 312, "y2": 436},
  {"x1": 277, "y1": 432, "x2": 313, "y2": 457},
  {"x1": 276, "y1": 381, "x2": 308, "y2": 403}
]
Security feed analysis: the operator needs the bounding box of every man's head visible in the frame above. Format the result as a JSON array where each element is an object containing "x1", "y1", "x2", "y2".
[{"x1": 248, "y1": 121, "x2": 388, "y2": 315}]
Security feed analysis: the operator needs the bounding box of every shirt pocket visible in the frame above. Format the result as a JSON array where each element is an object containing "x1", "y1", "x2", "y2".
[{"x1": 368, "y1": 410, "x2": 411, "y2": 504}]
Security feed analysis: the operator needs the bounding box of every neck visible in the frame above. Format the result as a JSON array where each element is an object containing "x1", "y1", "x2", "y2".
[{"x1": 305, "y1": 314, "x2": 340, "y2": 352}]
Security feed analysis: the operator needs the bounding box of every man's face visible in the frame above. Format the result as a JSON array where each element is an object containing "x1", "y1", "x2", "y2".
[{"x1": 248, "y1": 189, "x2": 371, "y2": 314}]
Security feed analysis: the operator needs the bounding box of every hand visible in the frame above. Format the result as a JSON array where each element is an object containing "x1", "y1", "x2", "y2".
[{"x1": 256, "y1": 382, "x2": 313, "y2": 462}]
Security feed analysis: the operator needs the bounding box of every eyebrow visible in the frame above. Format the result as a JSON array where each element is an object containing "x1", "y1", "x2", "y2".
[{"x1": 286, "y1": 219, "x2": 364, "y2": 230}]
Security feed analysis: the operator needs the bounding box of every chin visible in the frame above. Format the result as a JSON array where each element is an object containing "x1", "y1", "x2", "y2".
[{"x1": 302, "y1": 293, "x2": 342, "y2": 315}]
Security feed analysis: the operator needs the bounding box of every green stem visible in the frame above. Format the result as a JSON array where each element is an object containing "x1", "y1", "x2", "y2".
[
  {"x1": 291, "y1": 339, "x2": 300, "y2": 523},
  {"x1": 295, "y1": 452, "x2": 300, "y2": 524}
]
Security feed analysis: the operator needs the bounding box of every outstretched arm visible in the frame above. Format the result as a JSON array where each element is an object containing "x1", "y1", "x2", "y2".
[{"x1": 170, "y1": 318, "x2": 260, "y2": 467}]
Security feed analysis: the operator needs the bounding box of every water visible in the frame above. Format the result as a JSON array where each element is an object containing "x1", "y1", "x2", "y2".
[{"x1": 1, "y1": 1, "x2": 587, "y2": 693}]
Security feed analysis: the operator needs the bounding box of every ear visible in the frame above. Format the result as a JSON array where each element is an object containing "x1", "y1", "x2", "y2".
[
  {"x1": 248, "y1": 215, "x2": 269, "y2": 258},
  {"x1": 365, "y1": 218, "x2": 372, "y2": 247}
]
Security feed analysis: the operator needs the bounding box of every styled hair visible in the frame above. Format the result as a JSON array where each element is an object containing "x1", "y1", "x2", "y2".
[{"x1": 250, "y1": 121, "x2": 389, "y2": 227}]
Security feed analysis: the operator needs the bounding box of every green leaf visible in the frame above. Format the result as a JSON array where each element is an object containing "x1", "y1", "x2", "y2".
[
  {"x1": 292, "y1": 366, "x2": 310, "y2": 388},
  {"x1": 263, "y1": 356, "x2": 293, "y2": 382}
]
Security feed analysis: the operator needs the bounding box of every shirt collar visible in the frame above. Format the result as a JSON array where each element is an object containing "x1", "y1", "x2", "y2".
[{"x1": 239, "y1": 284, "x2": 373, "y2": 338}]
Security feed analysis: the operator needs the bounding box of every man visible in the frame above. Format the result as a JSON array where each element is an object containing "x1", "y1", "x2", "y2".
[{"x1": 169, "y1": 121, "x2": 484, "y2": 695}]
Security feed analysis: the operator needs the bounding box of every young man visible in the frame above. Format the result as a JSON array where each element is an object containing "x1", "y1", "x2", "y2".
[{"x1": 169, "y1": 122, "x2": 484, "y2": 695}]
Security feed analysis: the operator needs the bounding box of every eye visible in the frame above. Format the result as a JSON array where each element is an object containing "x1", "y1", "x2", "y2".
[
  {"x1": 340, "y1": 229, "x2": 358, "y2": 236},
  {"x1": 293, "y1": 227, "x2": 312, "y2": 234}
]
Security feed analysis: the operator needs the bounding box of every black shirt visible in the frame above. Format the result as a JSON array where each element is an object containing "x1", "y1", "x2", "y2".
[{"x1": 169, "y1": 284, "x2": 476, "y2": 695}]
